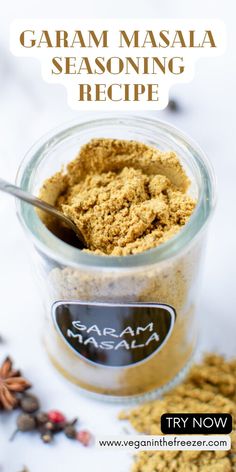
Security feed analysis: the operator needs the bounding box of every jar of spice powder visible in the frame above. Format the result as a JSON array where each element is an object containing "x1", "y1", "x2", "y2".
[{"x1": 16, "y1": 115, "x2": 215, "y2": 401}]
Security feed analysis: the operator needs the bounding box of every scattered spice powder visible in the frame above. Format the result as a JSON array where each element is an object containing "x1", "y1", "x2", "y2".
[{"x1": 120, "y1": 354, "x2": 236, "y2": 471}]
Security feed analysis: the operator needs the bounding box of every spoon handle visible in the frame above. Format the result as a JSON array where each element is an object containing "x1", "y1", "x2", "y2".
[
  {"x1": 0, "y1": 177, "x2": 61, "y2": 215},
  {"x1": 0, "y1": 177, "x2": 50, "y2": 209},
  {"x1": 0, "y1": 177, "x2": 82, "y2": 240}
]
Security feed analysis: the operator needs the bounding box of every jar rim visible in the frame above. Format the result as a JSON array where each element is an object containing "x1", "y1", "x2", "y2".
[{"x1": 16, "y1": 114, "x2": 216, "y2": 268}]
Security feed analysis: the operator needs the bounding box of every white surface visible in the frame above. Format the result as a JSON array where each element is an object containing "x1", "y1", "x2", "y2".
[{"x1": 0, "y1": 2, "x2": 236, "y2": 472}]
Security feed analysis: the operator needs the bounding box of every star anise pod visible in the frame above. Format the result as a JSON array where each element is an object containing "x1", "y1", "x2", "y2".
[{"x1": 0, "y1": 357, "x2": 31, "y2": 410}]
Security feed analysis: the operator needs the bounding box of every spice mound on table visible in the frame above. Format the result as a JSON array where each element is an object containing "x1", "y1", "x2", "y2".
[
  {"x1": 39, "y1": 139, "x2": 196, "y2": 255},
  {"x1": 120, "y1": 354, "x2": 236, "y2": 472}
]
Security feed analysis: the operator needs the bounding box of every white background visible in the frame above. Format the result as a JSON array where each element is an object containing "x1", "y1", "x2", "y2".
[{"x1": 0, "y1": 2, "x2": 235, "y2": 472}]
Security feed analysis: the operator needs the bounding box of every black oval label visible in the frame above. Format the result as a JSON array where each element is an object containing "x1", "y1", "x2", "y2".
[{"x1": 52, "y1": 301, "x2": 176, "y2": 368}]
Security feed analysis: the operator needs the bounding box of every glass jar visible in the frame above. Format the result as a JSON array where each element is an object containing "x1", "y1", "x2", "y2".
[{"x1": 16, "y1": 115, "x2": 215, "y2": 402}]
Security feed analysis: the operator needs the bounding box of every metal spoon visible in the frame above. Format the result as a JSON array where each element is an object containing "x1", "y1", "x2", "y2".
[{"x1": 0, "y1": 177, "x2": 86, "y2": 247}]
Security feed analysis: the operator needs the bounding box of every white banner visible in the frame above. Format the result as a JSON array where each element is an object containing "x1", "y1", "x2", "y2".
[
  {"x1": 96, "y1": 434, "x2": 231, "y2": 451},
  {"x1": 10, "y1": 19, "x2": 226, "y2": 110}
]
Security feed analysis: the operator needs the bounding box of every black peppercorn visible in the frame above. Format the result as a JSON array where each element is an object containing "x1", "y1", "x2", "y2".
[
  {"x1": 39, "y1": 420, "x2": 64, "y2": 435},
  {"x1": 168, "y1": 98, "x2": 179, "y2": 112},
  {"x1": 44, "y1": 421, "x2": 55, "y2": 431},
  {"x1": 41, "y1": 431, "x2": 53, "y2": 444},
  {"x1": 64, "y1": 425, "x2": 76, "y2": 439},
  {"x1": 17, "y1": 413, "x2": 36, "y2": 432},
  {"x1": 36, "y1": 412, "x2": 48, "y2": 425},
  {"x1": 20, "y1": 394, "x2": 40, "y2": 413}
]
